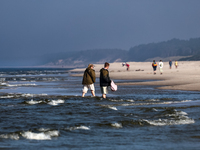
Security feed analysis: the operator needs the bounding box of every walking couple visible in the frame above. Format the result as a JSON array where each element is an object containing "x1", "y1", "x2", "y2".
[{"x1": 82, "y1": 62, "x2": 111, "y2": 99}]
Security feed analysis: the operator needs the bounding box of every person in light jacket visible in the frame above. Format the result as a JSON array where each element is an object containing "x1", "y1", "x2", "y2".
[{"x1": 159, "y1": 60, "x2": 164, "y2": 75}]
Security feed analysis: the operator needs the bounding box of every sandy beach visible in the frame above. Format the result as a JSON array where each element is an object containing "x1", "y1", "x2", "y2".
[{"x1": 71, "y1": 61, "x2": 200, "y2": 92}]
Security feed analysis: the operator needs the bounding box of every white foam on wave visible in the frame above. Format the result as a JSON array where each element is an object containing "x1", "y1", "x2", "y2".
[
  {"x1": 38, "y1": 128, "x2": 50, "y2": 132},
  {"x1": 100, "y1": 105, "x2": 118, "y2": 110},
  {"x1": 0, "y1": 133, "x2": 19, "y2": 140},
  {"x1": 110, "y1": 99, "x2": 124, "y2": 102},
  {"x1": 75, "y1": 126, "x2": 90, "y2": 130},
  {"x1": 0, "y1": 95, "x2": 14, "y2": 99},
  {"x1": 22, "y1": 93, "x2": 34, "y2": 97},
  {"x1": 127, "y1": 99, "x2": 135, "y2": 102},
  {"x1": 166, "y1": 110, "x2": 188, "y2": 117},
  {"x1": 143, "y1": 118, "x2": 195, "y2": 126},
  {"x1": 20, "y1": 78, "x2": 26, "y2": 81},
  {"x1": 108, "y1": 106, "x2": 118, "y2": 110},
  {"x1": 111, "y1": 123, "x2": 122, "y2": 128},
  {"x1": 21, "y1": 130, "x2": 59, "y2": 140},
  {"x1": 110, "y1": 99, "x2": 134, "y2": 102},
  {"x1": 22, "y1": 93, "x2": 48, "y2": 97},
  {"x1": 45, "y1": 130, "x2": 60, "y2": 137},
  {"x1": 116, "y1": 100, "x2": 192, "y2": 107},
  {"x1": 68, "y1": 125, "x2": 90, "y2": 131},
  {"x1": 143, "y1": 109, "x2": 194, "y2": 126},
  {"x1": 152, "y1": 108, "x2": 158, "y2": 111},
  {"x1": 177, "y1": 111, "x2": 188, "y2": 115},
  {"x1": 0, "y1": 83, "x2": 7, "y2": 86},
  {"x1": 47, "y1": 99, "x2": 65, "y2": 106},
  {"x1": 27, "y1": 100, "x2": 43, "y2": 105},
  {"x1": 121, "y1": 104, "x2": 130, "y2": 106},
  {"x1": 22, "y1": 132, "x2": 50, "y2": 140},
  {"x1": 6, "y1": 83, "x2": 36, "y2": 87},
  {"x1": 147, "y1": 99, "x2": 160, "y2": 102}
]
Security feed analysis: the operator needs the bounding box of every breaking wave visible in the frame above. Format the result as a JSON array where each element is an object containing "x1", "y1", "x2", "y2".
[{"x1": 66, "y1": 126, "x2": 90, "y2": 131}]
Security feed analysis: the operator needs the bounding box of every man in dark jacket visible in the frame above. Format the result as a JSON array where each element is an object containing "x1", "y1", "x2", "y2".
[
  {"x1": 82, "y1": 64, "x2": 96, "y2": 97},
  {"x1": 100, "y1": 62, "x2": 111, "y2": 99}
]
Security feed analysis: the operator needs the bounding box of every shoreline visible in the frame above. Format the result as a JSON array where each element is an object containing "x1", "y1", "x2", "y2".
[{"x1": 70, "y1": 61, "x2": 200, "y2": 92}]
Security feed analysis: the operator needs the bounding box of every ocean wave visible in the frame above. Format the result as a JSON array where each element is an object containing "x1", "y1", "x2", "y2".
[
  {"x1": 67, "y1": 125, "x2": 90, "y2": 131},
  {"x1": 108, "y1": 106, "x2": 118, "y2": 110},
  {"x1": 22, "y1": 93, "x2": 47, "y2": 97},
  {"x1": 127, "y1": 99, "x2": 135, "y2": 102},
  {"x1": 109, "y1": 99, "x2": 135, "y2": 102},
  {"x1": 109, "y1": 99, "x2": 124, "y2": 102},
  {"x1": 152, "y1": 108, "x2": 158, "y2": 111},
  {"x1": 25, "y1": 99, "x2": 64, "y2": 106},
  {"x1": 26, "y1": 100, "x2": 43, "y2": 105},
  {"x1": 165, "y1": 110, "x2": 188, "y2": 117},
  {"x1": 38, "y1": 128, "x2": 51, "y2": 132},
  {"x1": 0, "y1": 82, "x2": 7, "y2": 86},
  {"x1": 0, "y1": 95, "x2": 14, "y2": 99},
  {"x1": 6, "y1": 83, "x2": 37, "y2": 87},
  {"x1": 143, "y1": 118, "x2": 195, "y2": 126},
  {"x1": 111, "y1": 123, "x2": 123, "y2": 128},
  {"x1": 113, "y1": 100, "x2": 192, "y2": 107},
  {"x1": 146, "y1": 99, "x2": 160, "y2": 102},
  {"x1": 0, "y1": 133, "x2": 19, "y2": 140},
  {"x1": 99, "y1": 104, "x2": 118, "y2": 110},
  {"x1": 21, "y1": 130, "x2": 59, "y2": 140},
  {"x1": 142, "y1": 109, "x2": 194, "y2": 126},
  {"x1": 47, "y1": 99, "x2": 65, "y2": 106}
]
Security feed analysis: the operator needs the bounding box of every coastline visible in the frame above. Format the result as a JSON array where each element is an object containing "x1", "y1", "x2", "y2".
[{"x1": 70, "y1": 61, "x2": 200, "y2": 92}]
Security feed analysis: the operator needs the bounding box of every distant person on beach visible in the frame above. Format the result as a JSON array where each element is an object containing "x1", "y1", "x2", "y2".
[
  {"x1": 159, "y1": 60, "x2": 163, "y2": 75},
  {"x1": 152, "y1": 60, "x2": 157, "y2": 74},
  {"x1": 82, "y1": 64, "x2": 96, "y2": 97},
  {"x1": 175, "y1": 60, "x2": 178, "y2": 69},
  {"x1": 126, "y1": 63, "x2": 130, "y2": 71},
  {"x1": 100, "y1": 62, "x2": 111, "y2": 99},
  {"x1": 169, "y1": 60, "x2": 172, "y2": 69}
]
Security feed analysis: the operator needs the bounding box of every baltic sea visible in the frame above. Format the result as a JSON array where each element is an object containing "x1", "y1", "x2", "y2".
[{"x1": 0, "y1": 68, "x2": 199, "y2": 149}]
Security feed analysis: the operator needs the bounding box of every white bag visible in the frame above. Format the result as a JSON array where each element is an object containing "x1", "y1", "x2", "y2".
[{"x1": 110, "y1": 80, "x2": 117, "y2": 91}]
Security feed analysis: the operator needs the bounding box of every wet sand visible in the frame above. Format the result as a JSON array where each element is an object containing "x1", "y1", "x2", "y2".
[{"x1": 71, "y1": 61, "x2": 200, "y2": 91}]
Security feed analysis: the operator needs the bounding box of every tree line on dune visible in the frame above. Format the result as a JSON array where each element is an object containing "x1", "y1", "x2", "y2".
[{"x1": 42, "y1": 37, "x2": 200, "y2": 66}]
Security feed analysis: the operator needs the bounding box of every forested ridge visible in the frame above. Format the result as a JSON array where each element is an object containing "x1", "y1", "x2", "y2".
[{"x1": 43, "y1": 37, "x2": 200, "y2": 67}]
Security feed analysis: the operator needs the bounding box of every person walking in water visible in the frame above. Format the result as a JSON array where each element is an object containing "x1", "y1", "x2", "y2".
[
  {"x1": 175, "y1": 60, "x2": 178, "y2": 69},
  {"x1": 152, "y1": 60, "x2": 157, "y2": 75},
  {"x1": 169, "y1": 60, "x2": 172, "y2": 69},
  {"x1": 82, "y1": 64, "x2": 96, "y2": 97},
  {"x1": 100, "y1": 62, "x2": 111, "y2": 99},
  {"x1": 159, "y1": 60, "x2": 163, "y2": 75}
]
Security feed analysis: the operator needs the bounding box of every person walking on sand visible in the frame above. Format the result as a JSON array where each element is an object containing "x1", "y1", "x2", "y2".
[
  {"x1": 159, "y1": 60, "x2": 163, "y2": 75},
  {"x1": 82, "y1": 64, "x2": 96, "y2": 97},
  {"x1": 100, "y1": 62, "x2": 111, "y2": 99},
  {"x1": 169, "y1": 60, "x2": 172, "y2": 69},
  {"x1": 152, "y1": 60, "x2": 157, "y2": 74},
  {"x1": 175, "y1": 60, "x2": 178, "y2": 69}
]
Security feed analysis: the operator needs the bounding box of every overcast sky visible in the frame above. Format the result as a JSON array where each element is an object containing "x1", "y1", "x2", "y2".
[{"x1": 1, "y1": 0, "x2": 200, "y2": 61}]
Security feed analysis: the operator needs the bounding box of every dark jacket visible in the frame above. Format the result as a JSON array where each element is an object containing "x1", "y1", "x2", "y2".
[
  {"x1": 100, "y1": 68, "x2": 111, "y2": 86},
  {"x1": 82, "y1": 67, "x2": 96, "y2": 85}
]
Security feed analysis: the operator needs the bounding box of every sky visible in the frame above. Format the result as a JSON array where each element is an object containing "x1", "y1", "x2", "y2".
[{"x1": 0, "y1": 0, "x2": 200, "y2": 65}]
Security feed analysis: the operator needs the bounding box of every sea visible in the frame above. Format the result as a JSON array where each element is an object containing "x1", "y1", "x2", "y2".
[{"x1": 0, "y1": 68, "x2": 200, "y2": 150}]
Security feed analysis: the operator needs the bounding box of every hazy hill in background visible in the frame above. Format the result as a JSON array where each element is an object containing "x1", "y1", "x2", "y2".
[
  {"x1": 41, "y1": 49, "x2": 128, "y2": 67},
  {"x1": 1, "y1": 37, "x2": 200, "y2": 67},
  {"x1": 43, "y1": 37, "x2": 200, "y2": 67},
  {"x1": 128, "y1": 38, "x2": 200, "y2": 61}
]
